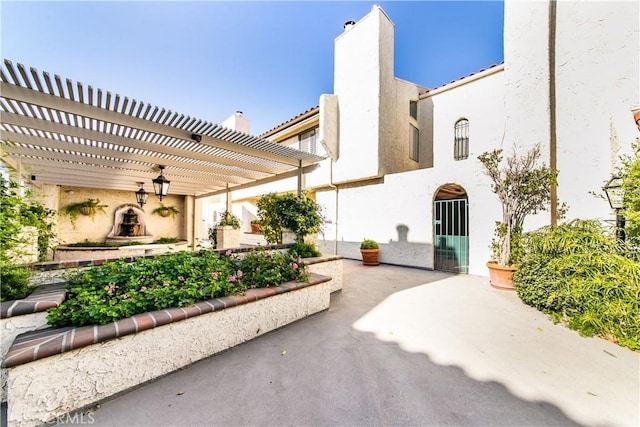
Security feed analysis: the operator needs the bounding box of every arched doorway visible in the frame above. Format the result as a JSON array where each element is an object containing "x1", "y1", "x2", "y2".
[{"x1": 433, "y1": 184, "x2": 469, "y2": 274}]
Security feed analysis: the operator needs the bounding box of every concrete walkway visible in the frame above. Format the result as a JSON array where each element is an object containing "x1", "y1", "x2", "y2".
[{"x1": 74, "y1": 260, "x2": 638, "y2": 426}]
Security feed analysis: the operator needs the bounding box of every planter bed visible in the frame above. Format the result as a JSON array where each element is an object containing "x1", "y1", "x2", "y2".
[
  {"x1": 1, "y1": 251, "x2": 343, "y2": 427},
  {"x1": 3, "y1": 274, "x2": 333, "y2": 427}
]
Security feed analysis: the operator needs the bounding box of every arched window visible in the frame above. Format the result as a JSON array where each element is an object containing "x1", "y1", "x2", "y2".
[{"x1": 454, "y1": 118, "x2": 469, "y2": 160}]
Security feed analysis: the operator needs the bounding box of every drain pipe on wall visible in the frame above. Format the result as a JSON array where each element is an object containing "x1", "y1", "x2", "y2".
[{"x1": 327, "y1": 160, "x2": 339, "y2": 255}]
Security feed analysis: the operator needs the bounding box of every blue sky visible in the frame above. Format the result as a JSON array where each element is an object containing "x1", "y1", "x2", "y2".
[{"x1": 1, "y1": 1, "x2": 504, "y2": 135}]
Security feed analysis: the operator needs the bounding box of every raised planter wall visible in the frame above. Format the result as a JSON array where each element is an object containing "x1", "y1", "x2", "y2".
[
  {"x1": 2, "y1": 251, "x2": 343, "y2": 427},
  {"x1": 0, "y1": 283, "x2": 66, "y2": 403},
  {"x1": 305, "y1": 256, "x2": 343, "y2": 293},
  {"x1": 0, "y1": 312, "x2": 47, "y2": 404},
  {"x1": 216, "y1": 226, "x2": 240, "y2": 249},
  {"x1": 5, "y1": 276, "x2": 332, "y2": 427}
]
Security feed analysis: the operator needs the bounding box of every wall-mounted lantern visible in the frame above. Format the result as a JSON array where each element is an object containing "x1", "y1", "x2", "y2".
[{"x1": 603, "y1": 176, "x2": 625, "y2": 242}]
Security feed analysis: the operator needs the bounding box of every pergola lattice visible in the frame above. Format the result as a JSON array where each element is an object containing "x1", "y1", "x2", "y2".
[{"x1": 0, "y1": 60, "x2": 324, "y2": 198}]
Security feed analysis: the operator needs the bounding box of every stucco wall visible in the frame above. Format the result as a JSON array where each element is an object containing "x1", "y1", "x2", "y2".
[
  {"x1": 429, "y1": 71, "x2": 505, "y2": 173},
  {"x1": 305, "y1": 258, "x2": 343, "y2": 293},
  {"x1": 379, "y1": 78, "x2": 422, "y2": 175},
  {"x1": 317, "y1": 160, "x2": 502, "y2": 275},
  {"x1": 56, "y1": 187, "x2": 185, "y2": 244},
  {"x1": 317, "y1": 69, "x2": 506, "y2": 275},
  {"x1": 553, "y1": 1, "x2": 639, "y2": 221},
  {"x1": 332, "y1": 6, "x2": 387, "y2": 182},
  {"x1": 0, "y1": 313, "x2": 48, "y2": 403},
  {"x1": 503, "y1": 0, "x2": 551, "y2": 160}
]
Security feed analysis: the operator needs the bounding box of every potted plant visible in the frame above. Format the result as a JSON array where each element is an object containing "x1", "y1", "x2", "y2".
[
  {"x1": 215, "y1": 210, "x2": 241, "y2": 249},
  {"x1": 152, "y1": 203, "x2": 180, "y2": 219},
  {"x1": 360, "y1": 238, "x2": 380, "y2": 266},
  {"x1": 250, "y1": 218, "x2": 261, "y2": 233},
  {"x1": 478, "y1": 144, "x2": 559, "y2": 289},
  {"x1": 62, "y1": 198, "x2": 108, "y2": 228}
]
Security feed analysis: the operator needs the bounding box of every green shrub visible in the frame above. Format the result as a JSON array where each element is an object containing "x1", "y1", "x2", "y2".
[
  {"x1": 360, "y1": 239, "x2": 379, "y2": 250},
  {"x1": 620, "y1": 139, "x2": 640, "y2": 245},
  {"x1": 257, "y1": 192, "x2": 324, "y2": 244},
  {"x1": 288, "y1": 242, "x2": 321, "y2": 258},
  {"x1": 513, "y1": 220, "x2": 640, "y2": 350},
  {"x1": 237, "y1": 248, "x2": 307, "y2": 289},
  {"x1": 0, "y1": 174, "x2": 56, "y2": 263},
  {"x1": 0, "y1": 263, "x2": 32, "y2": 302},
  {"x1": 47, "y1": 248, "x2": 308, "y2": 328},
  {"x1": 208, "y1": 226, "x2": 217, "y2": 247},
  {"x1": 154, "y1": 237, "x2": 181, "y2": 244}
]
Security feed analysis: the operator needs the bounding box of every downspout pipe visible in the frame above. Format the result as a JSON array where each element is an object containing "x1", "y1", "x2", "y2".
[
  {"x1": 327, "y1": 160, "x2": 339, "y2": 255},
  {"x1": 549, "y1": 0, "x2": 558, "y2": 225}
]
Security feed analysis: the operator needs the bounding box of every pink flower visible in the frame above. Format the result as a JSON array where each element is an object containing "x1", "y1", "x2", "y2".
[
  {"x1": 292, "y1": 263, "x2": 298, "y2": 270},
  {"x1": 225, "y1": 250, "x2": 232, "y2": 256},
  {"x1": 297, "y1": 257, "x2": 303, "y2": 264},
  {"x1": 229, "y1": 276, "x2": 236, "y2": 283},
  {"x1": 237, "y1": 270, "x2": 243, "y2": 278},
  {"x1": 104, "y1": 283, "x2": 115, "y2": 296},
  {"x1": 140, "y1": 286, "x2": 147, "y2": 292},
  {"x1": 211, "y1": 272, "x2": 219, "y2": 279},
  {"x1": 162, "y1": 281, "x2": 169, "y2": 287}
]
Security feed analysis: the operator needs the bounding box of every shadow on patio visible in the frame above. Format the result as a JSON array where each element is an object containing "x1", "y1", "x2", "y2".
[{"x1": 59, "y1": 260, "x2": 638, "y2": 426}]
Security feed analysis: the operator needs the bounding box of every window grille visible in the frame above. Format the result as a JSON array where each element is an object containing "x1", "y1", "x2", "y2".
[{"x1": 454, "y1": 119, "x2": 469, "y2": 160}]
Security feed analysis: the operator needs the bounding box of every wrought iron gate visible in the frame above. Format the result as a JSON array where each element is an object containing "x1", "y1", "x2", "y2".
[{"x1": 434, "y1": 198, "x2": 469, "y2": 274}]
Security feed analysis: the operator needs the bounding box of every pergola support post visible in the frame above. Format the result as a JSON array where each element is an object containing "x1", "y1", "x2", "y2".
[{"x1": 297, "y1": 160, "x2": 303, "y2": 196}]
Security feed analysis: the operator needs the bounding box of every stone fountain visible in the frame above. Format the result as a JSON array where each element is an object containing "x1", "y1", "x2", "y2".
[{"x1": 106, "y1": 204, "x2": 154, "y2": 244}]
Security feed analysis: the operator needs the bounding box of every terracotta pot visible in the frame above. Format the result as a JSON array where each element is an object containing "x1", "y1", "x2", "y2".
[
  {"x1": 486, "y1": 261, "x2": 516, "y2": 290},
  {"x1": 250, "y1": 223, "x2": 261, "y2": 233},
  {"x1": 361, "y1": 249, "x2": 380, "y2": 266}
]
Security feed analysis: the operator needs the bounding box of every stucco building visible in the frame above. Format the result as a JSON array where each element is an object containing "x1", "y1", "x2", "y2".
[{"x1": 217, "y1": 2, "x2": 639, "y2": 275}]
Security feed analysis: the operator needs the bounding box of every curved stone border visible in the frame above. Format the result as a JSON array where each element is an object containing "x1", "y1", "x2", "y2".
[{"x1": 0, "y1": 283, "x2": 66, "y2": 319}]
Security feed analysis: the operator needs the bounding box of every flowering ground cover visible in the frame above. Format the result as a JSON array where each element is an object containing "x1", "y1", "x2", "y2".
[{"x1": 47, "y1": 248, "x2": 306, "y2": 327}]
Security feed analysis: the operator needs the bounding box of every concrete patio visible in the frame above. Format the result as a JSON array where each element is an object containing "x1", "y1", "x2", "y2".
[{"x1": 61, "y1": 260, "x2": 639, "y2": 426}]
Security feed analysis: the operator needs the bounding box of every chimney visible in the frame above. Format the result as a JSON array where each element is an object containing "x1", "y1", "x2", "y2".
[{"x1": 222, "y1": 111, "x2": 250, "y2": 134}]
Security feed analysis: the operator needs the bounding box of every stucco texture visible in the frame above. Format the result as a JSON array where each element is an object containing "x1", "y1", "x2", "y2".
[{"x1": 0, "y1": 313, "x2": 48, "y2": 403}]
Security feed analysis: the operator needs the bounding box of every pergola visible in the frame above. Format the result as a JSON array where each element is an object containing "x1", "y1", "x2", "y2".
[{"x1": 0, "y1": 59, "x2": 324, "y2": 200}]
